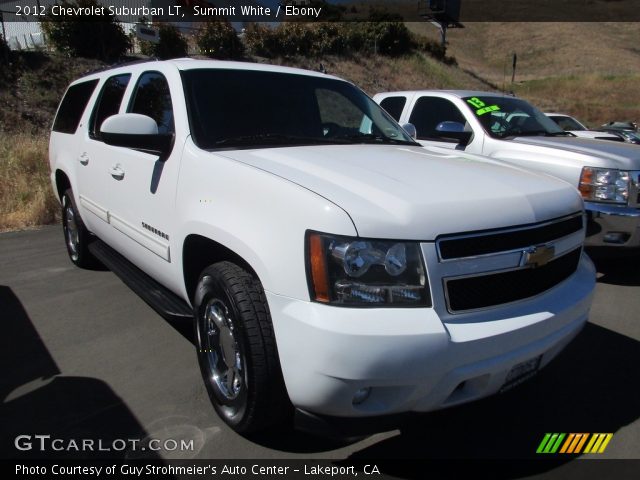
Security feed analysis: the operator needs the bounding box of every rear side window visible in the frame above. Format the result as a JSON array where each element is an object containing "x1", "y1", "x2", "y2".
[
  {"x1": 90, "y1": 74, "x2": 131, "y2": 139},
  {"x1": 52, "y1": 80, "x2": 99, "y2": 134},
  {"x1": 128, "y1": 72, "x2": 174, "y2": 135},
  {"x1": 379, "y1": 96, "x2": 406, "y2": 121}
]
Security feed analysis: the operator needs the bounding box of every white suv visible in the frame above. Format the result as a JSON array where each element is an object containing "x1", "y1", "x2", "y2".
[{"x1": 50, "y1": 59, "x2": 595, "y2": 434}]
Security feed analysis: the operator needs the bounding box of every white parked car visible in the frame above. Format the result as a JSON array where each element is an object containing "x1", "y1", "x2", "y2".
[
  {"x1": 545, "y1": 113, "x2": 623, "y2": 142},
  {"x1": 375, "y1": 91, "x2": 640, "y2": 248},
  {"x1": 50, "y1": 60, "x2": 595, "y2": 434}
]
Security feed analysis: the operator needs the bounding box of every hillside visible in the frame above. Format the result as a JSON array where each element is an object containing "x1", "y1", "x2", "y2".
[
  {"x1": 407, "y1": 22, "x2": 640, "y2": 125},
  {"x1": 0, "y1": 50, "x2": 489, "y2": 135}
]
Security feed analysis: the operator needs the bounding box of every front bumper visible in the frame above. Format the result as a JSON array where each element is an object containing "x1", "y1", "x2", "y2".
[
  {"x1": 267, "y1": 254, "x2": 595, "y2": 418},
  {"x1": 584, "y1": 201, "x2": 640, "y2": 247}
]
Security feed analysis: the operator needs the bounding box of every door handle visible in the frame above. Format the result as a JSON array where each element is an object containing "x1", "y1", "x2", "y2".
[
  {"x1": 110, "y1": 165, "x2": 125, "y2": 180},
  {"x1": 79, "y1": 152, "x2": 89, "y2": 165}
]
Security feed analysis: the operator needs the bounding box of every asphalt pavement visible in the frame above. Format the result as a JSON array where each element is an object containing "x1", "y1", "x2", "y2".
[{"x1": 1, "y1": 226, "x2": 639, "y2": 476}]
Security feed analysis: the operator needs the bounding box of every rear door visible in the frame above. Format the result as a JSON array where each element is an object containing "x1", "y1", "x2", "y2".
[{"x1": 77, "y1": 73, "x2": 132, "y2": 242}]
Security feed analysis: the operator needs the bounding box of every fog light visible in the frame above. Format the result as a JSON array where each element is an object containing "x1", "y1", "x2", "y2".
[{"x1": 352, "y1": 387, "x2": 372, "y2": 405}]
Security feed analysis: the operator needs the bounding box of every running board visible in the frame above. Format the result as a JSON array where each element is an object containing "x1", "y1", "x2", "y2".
[{"x1": 89, "y1": 240, "x2": 194, "y2": 322}]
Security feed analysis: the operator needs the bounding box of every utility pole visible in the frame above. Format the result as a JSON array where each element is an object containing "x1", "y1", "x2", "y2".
[{"x1": 0, "y1": 10, "x2": 8, "y2": 64}]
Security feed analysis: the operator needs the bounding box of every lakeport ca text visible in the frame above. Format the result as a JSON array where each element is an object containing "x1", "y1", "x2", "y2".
[{"x1": 16, "y1": 464, "x2": 381, "y2": 477}]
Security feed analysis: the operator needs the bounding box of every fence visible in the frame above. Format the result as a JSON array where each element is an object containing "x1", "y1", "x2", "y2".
[{"x1": 0, "y1": 8, "x2": 48, "y2": 50}]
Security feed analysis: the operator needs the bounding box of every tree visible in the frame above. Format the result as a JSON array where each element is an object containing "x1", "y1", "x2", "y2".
[
  {"x1": 40, "y1": 0, "x2": 131, "y2": 61},
  {"x1": 140, "y1": 24, "x2": 188, "y2": 59},
  {"x1": 195, "y1": 21, "x2": 244, "y2": 60}
]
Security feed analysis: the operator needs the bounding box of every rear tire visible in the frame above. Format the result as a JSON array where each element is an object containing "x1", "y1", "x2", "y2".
[
  {"x1": 61, "y1": 189, "x2": 97, "y2": 269},
  {"x1": 193, "y1": 261, "x2": 292, "y2": 434}
]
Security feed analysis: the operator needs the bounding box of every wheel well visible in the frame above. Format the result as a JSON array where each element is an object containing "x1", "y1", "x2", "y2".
[
  {"x1": 183, "y1": 235, "x2": 259, "y2": 303},
  {"x1": 55, "y1": 169, "x2": 71, "y2": 201}
]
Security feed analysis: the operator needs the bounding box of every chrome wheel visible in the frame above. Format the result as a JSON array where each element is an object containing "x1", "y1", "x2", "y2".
[
  {"x1": 201, "y1": 298, "x2": 246, "y2": 415},
  {"x1": 194, "y1": 262, "x2": 290, "y2": 433},
  {"x1": 64, "y1": 201, "x2": 80, "y2": 261}
]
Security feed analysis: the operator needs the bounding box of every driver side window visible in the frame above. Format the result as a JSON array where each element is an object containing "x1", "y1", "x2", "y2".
[
  {"x1": 409, "y1": 97, "x2": 466, "y2": 141},
  {"x1": 128, "y1": 72, "x2": 174, "y2": 135}
]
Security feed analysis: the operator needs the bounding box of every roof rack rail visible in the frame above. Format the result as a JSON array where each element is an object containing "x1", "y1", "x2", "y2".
[{"x1": 79, "y1": 57, "x2": 162, "y2": 78}]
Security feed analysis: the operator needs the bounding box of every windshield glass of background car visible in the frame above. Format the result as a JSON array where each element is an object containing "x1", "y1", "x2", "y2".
[
  {"x1": 548, "y1": 115, "x2": 585, "y2": 131},
  {"x1": 181, "y1": 69, "x2": 415, "y2": 149},
  {"x1": 463, "y1": 96, "x2": 565, "y2": 139}
]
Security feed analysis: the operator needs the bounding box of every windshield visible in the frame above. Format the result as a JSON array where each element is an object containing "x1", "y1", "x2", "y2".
[
  {"x1": 618, "y1": 130, "x2": 640, "y2": 143},
  {"x1": 547, "y1": 115, "x2": 586, "y2": 131},
  {"x1": 182, "y1": 69, "x2": 417, "y2": 149},
  {"x1": 462, "y1": 96, "x2": 567, "y2": 139}
]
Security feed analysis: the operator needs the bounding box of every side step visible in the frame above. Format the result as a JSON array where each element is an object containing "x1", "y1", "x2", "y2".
[{"x1": 89, "y1": 240, "x2": 194, "y2": 322}]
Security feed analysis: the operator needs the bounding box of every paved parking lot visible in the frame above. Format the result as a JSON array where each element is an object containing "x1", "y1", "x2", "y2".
[{"x1": 1, "y1": 226, "x2": 639, "y2": 476}]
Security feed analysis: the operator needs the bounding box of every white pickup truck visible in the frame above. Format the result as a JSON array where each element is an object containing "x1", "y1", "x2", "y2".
[
  {"x1": 374, "y1": 90, "x2": 640, "y2": 248},
  {"x1": 50, "y1": 60, "x2": 595, "y2": 435}
]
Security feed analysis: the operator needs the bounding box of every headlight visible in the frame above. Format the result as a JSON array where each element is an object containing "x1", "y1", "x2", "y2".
[
  {"x1": 579, "y1": 167, "x2": 630, "y2": 204},
  {"x1": 306, "y1": 231, "x2": 431, "y2": 307}
]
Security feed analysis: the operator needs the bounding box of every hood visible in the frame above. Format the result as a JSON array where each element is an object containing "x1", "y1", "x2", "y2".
[
  {"x1": 512, "y1": 136, "x2": 640, "y2": 169},
  {"x1": 215, "y1": 145, "x2": 583, "y2": 240}
]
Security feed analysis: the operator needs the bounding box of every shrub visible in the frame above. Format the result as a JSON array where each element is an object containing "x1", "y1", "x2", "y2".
[
  {"x1": 310, "y1": 23, "x2": 348, "y2": 56},
  {"x1": 40, "y1": 0, "x2": 131, "y2": 61},
  {"x1": 364, "y1": 22, "x2": 412, "y2": 56},
  {"x1": 413, "y1": 35, "x2": 457, "y2": 66},
  {"x1": 140, "y1": 24, "x2": 188, "y2": 59},
  {"x1": 243, "y1": 23, "x2": 278, "y2": 57},
  {"x1": 244, "y1": 22, "x2": 412, "y2": 58},
  {"x1": 195, "y1": 21, "x2": 244, "y2": 59}
]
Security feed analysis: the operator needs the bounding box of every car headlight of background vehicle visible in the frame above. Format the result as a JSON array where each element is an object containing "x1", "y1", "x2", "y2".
[
  {"x1": 579, "y1": 167, "x2": 631, "y2": 204},
  {"x1": 306, "y1": 231, "x2": 431, "y2": 307}
]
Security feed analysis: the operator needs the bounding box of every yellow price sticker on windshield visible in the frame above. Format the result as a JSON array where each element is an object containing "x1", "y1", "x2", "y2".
[
  {"x1": 476, "y1": 105, "x2": 500, "y2": 115},
  {"x1": 466, "y1": 97, "x2": 500, "y2": 116}
]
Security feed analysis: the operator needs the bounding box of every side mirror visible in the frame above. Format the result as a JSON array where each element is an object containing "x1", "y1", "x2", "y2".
[
  {"x1": 100, "y1": 113, "x2": 174, "y2": 157},
  {"x1": 435, "y1": 121, "x2": 473, "y2": 146},
  {"x1": 401, "y1": 123, "x2": 417, "y2": 139}
]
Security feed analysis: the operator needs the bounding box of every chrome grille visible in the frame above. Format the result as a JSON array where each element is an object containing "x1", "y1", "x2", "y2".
[{"x1": 434, "y1": 212, "x2": 585, "y2": 313}]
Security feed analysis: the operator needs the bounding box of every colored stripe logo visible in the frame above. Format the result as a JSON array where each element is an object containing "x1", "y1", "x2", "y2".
[{"x1": 536, "y1": 433, "x2": 613, "y2": 454}]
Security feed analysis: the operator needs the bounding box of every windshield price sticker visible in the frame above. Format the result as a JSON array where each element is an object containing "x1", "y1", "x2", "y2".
[{"x1": 467, "y1": 97, "x2": 501, "y2": 116}]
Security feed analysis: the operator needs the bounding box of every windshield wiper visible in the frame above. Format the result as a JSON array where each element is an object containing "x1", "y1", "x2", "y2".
[
  {"x1": 513, "y1": 130, "x2": 549, "y2": 137},
  {"x1": 545, "y1": 131, "x2": 575, "y2": 137},
  {"x1": 214, "y1": 133, "x2": 344, "y2": 147},
  {"x1": 336, "y1": 133, "x2": 417, "y2": 146},
  {"x1": 512, "y1": 130, "x2": 574, "y2": 138}
]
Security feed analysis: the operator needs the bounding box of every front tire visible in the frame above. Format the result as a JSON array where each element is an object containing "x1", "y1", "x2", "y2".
[
  {"x1": 61, "y1": 189, "x2": 97, "y2": 268},
  {"x1": 194, "y1": 261, "x2": 291, "y2": 434}
]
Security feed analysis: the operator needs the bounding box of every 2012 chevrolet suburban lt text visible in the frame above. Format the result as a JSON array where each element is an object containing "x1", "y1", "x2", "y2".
[{"x1": 49, "y1": 59, "x2": 595, "y2": 435}]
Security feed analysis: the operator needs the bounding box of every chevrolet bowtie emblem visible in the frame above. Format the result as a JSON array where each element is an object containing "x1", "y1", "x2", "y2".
[{"x1": 522, "y1": 244, "x2": 555, "y2": 268}]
